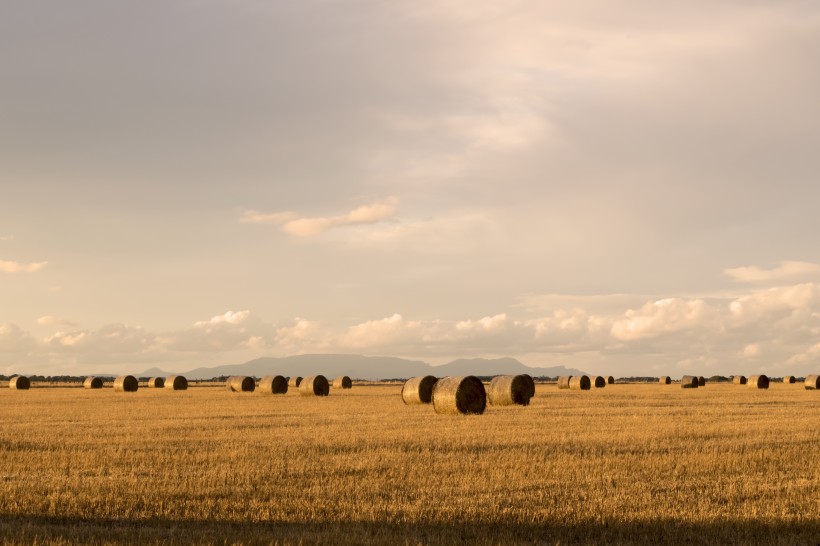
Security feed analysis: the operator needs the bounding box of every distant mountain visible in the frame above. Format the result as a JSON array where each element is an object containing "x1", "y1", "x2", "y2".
[{"x1": 137, "y1": 354, "x2": 586, "y2": 381}]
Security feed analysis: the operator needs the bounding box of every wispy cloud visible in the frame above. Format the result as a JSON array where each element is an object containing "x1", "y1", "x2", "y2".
[
  {"x1": 0, "y1": 260, "x2": 47, "y2": 273},
  {"x1": 0, "y1": 235, "x2": 13, "y2": 242},
  {"x1": 724, "y1": 261, "x2": 820, "y2": 284}
]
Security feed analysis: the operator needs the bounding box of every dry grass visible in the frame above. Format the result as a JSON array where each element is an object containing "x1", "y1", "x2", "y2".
[{"x1": 0, "y1": 383, "x2": 818, "y2": 545}]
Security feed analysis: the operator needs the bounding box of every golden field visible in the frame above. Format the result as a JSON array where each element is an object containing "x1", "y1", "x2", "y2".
[{"x1": 0, "y1": 382, "x2": 818, "y2": 545}]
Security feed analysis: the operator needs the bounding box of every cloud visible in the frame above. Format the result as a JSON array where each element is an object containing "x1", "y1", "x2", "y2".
[
  {"x1": 0, "y1": 235, "x2": 13, "y2": 242},
  {"x1": 36, "y1": 316, "x2": 77, "y2": 327},
  {"x1": 240, "y1": 198, "x2": 398, "y2": 237},
  {"x1": 0, "y1": 260, "x2": 48, "y2": 273},
  {"x1": 724, "y1": 261, "x2": 820, "y2": 284}
]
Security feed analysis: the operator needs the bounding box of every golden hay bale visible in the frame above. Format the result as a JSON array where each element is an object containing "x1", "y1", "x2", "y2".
[
  {"x1": 805, "y1": 375, "x2": 819, "y2": 390},
  {"x1": 783, "y1": 375, "x2": 795, "y2": 384},
  {"x1": 698, "y1": 376, "x2": 706, "y2": 386},
  {"x1": 557, "y1": 376, "x2": 573, "y2": 389},
  {"x1": 258, "y1": 375, "x2": 288, "y2": 394},
  {"x1": 569, "y1": 375, "x2": 591, "y2": 390},
  {"x1": 659, "y1": 376, "x2": 671, "y2": 385},
  {"x1": 165, "y1": 375, "x2": 188, "y2": 391},
  {"x1": 607, "y1": 376, "x2": 615, "y2": 385},
  {"x1": 9, "y1": 376, "x2": 30, "y2": 390},
  {"x1": 592, "y1": 376, "x2": 606, "y2": 388},
  {"x1": 401, "y1": 375, "x2": 437, "y2": 405},
  {"x1": 299, "y1": 375, "x2": 330, "y2": 396},
  {"x1": 488, "y1": 375, "x2": 531, "y2": 406},
  {"x1": 227, "y1": 376, "x2": 255, "y2": 392},
  {"x1": 332, "y1": 376, "x2": 352, "y2": 389},
  {"x1": 83, "y1": 376, "x2": 103, "y2": 389},
  {"x1": 147, "y1": 377, "x2": 165, "y2": 388},
  {"x1": 113, "y1": 375, "x2": 138, "y2": 392},
  {"x1": 288, "y1": 376, "x2": 302, "y2": 388},
  {"x1": 521, "y1": 373, "x2": 535, "y2": 398},
  {"x1": 748, "y1": 375, "x2": 769, "y2": 389},
  {"x1": 432, "y1": 376, "x2": 486, "y2": 415},
  {"x1": 680, "y1": 375, "x2": 699, "y2": 389},
  {"x1": 732, "y1": 375, "x2": 747, "y2": 385}
]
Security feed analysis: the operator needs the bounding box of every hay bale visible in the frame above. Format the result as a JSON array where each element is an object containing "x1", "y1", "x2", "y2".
[
  {"x1": 732, "y1": 375, "x2": 747, "y2": 385},
  {"x1": 432, "y1": 376, "x2": 486, "y2": 415},
  {"x1": 698, "y1": 376, "x2": 706, "y2": 386},
  {"x1": 147, "y1": 377, "x2": 165, "y2": 388},
  {"x1": 557, "y1": 376, "x2": 573, "y2": 389},
  {"x1": 83, "y1": 376, "x2": 103, "y2": 389},
  {"x1": 569, "y1": 375, "x2": 591, "y2": 390},
  {"x1": 258, "y1": 375, "x2": 288, "y2": 394},
  {"x1": 607, "y1": 376, "x2": 615, "y2": 385},
  {"x1": 659, "y1": 376, "x2": 671, "y2": 385},
  {"x1": 114, "y1": 375, "x2": 138, "y2": 392},
  {"x1": 299, "y1": 375, "x2": 330, "y2": 396},
  {"x1": 805, "y1": 375, "x2": 819, "y2": 390},
  {"x1": 9, "y1": 376, "x2": 30, "y2": 390},
  {"x1": 227, "y1": 376, "x2": 255, "y2": 392},
  {"x1": 681, "y1": 375, "x2": 699, "y2": 389},
  {"x1": 288, "y1": 376, "x2": 302, "y2": 388},
  {"x1": 488, "y1": 375, "x2": 531, "y2": 406},
  {"x1": 165, "y1": 375, "x2": 188, "y2": 391},
  {"x1": 783, "y1": 375, "x2": 795, "y2": 384},
  {"x1": 748, "y1": 374, "x2": 769, "y2": 389},
  {"x1": 521, "y1": 373, "x2": 536, "y2": 398},
  {"x1": 332, "y1": 376, "x2": 352, "y2": 389},
  {"x1": 592, "y1": 376, "x2": 606, "y2": 388},
  {"x1": 401, "y1": 375, "x2": 437, "y2": 405}
]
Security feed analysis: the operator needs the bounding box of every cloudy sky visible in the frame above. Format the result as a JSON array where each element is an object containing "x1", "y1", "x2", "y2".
[{"x1": 2, "y1": 1, "x2": 820, "y2": 377}]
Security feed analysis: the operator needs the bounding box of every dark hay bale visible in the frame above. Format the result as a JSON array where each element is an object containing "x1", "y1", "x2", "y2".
[
  {"x1": 114, "y1": 375, "x2": 138, "y2": 392},
  {"x1": 521, "y1": 374, "x2": 535, "y2": 398},
  {"x1": 147, "y1": 377, "x2": 165, "y2": 388},
  {"x1": 288, "y1": 376, "x2": 302, "y2": 388},
  {"x1": 681, "y1": 375, "x2": 699, "y2": 389},
  {"x1": 401, "y1": 375, "x2": 437, "y2": 405},
  {"x1": 659, "y1": 376, "x2": 671, "y2": 385},
  {"x1": 805, "y1": 375, "x2": 819, "y2": 390},
  {"x1": 569, "y1": 375, "x2": 591, "y2": 391},
  {"x1": 227, "y1": 376, "x2": 255, "y2": 392},
  {"x1": 557, "y1": 376, "x2": 573, "y2": 389},
  {"x1": 592, "y1": 376, "x2": 606, "y2": 388},
  {"x1": 258, "y1": 375, "x2": 288, "y2": 394},
  {"x1": 698, "y1": 376, "x2": 706, "y2": 386},
  {"x1": 83, "y1": 376, "x2": 103, "y2": 389},
  {"x1": 748, "y1": 375, "x2": 769, "y2": 389},
  {"x1": 299, "y1": 375, "x2": 330, "y2": 396},
  {"x1": 165, "y1": 375, "x2": 188, "y2": 391},
  {"x1": 488, "y1": 375, "x2": 531, "y2": 406},
  {"x1": 332, "y1": 376, "x2": 352, "y2": 389},
  {"x1": 432, "y1": 376, "x2": 486, "y2": 415},
  {"x1": 732, "y1": 375, "x2": 747, "y2": 385},
  {"x1": 783, "y1": 375, "x2": 795, "y2": 384},
  {"x1": 607, "y1": 376, "x2": 615, "y2": 385},
  {"x1": 9, "y1": 376, "x2": 30, "y2": 390}
]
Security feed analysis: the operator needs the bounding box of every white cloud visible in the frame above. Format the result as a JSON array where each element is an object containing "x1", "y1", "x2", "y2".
[
  {"x1": 36, "y1": 315, "x2": 77, "y2": 327},
  {"x1": 724, "y1": 261, "x2": 820, "y2": 284},
  {"x1": 240, "y1": 198, "x2": 398, "y2": 237},
  {"x1": 0, "y1": 260, "x2": 47, "y2": 273}
]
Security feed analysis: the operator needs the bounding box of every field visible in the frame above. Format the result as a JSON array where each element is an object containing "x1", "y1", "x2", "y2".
[{"x1": 0, "y1": 382, "x2": 818, "y2": 545}]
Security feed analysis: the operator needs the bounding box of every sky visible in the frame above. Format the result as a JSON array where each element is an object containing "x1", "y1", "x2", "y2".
[{"x1": 2, "y1": 1, "x2": 820, "y2": 377}]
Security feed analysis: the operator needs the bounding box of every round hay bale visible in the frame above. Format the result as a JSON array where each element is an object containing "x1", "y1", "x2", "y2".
[
  {"x1": 432, "y1": 376, "x2": 486, "y2": 415},
  {"x1": 569, "y1": 375, "x2": 591, "y2": 391},
  {"x1": 592, "y1": 376, "x2": 606, "y2": 388},
  {"x1": 165, "y1": 375, "x2": 188, "y2": 391},
  {"x1": 521, "y1": 373, "x2": 535, "y2": 398},
  {"x1": 607, "y1": 376, "x2": 615, "y2": 385},
  {"x1": 748, "y1": 374, "x2": 769, "y2": 389},
  {"x1": 299, "y1": 375, "x2": 330, "y2": 396},
  {"x1": 332, "y1": 376, "x2": 352, "y2": 389},
  {"x1": 557, "y1": 376, "x2": 573, "y2": 389},
  {"x1": 488, "y1": 375, "x2": 531, "y2": 406},
  {"x1": 258, "y1": 375, "x2": 288, "y2": 394},
  {"x1": 401, "y1": 375, "x2": 437, "y2": 405},
  {"x1": 804, "y1": 375, "x2": 819, "y2": 390},
  {"x1": 659, "y1": 376, "x2": 671, "y2": 385},
  {"x1": 698, "y1": 376, "x2": 706, "y2": 386},
  {"x1": 783, "y1": 375, "x2": 795, "y2": 384},
  {"x1": 9, "y1": 376, "x2": 30, "y2": 390},
  {"x1": 227, "y1": 376, "x2": 255, "y2": 392},
  {"x1": 147, "y1": 377, "x2": 165, "y2": 388},
  {"x1": 114, "y1": 375, "x2": 138, "y2": 392},
  {"x1": 83, "y1": 376, "x2": 103, "y2": 389},
  {"x1": 681, "y1": 375, "x2": 699, "y2": 389},
  {"x1": 732, "y1": 375, "x2": 747, "y2": 385},
  {"x1": 287, "y1": 376, "x2": 302, "y2": 388}
]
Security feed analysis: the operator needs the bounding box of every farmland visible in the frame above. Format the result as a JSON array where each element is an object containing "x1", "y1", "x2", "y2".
[{"x1": 0, "y1": 382, "x2": 818, "y2": 545}]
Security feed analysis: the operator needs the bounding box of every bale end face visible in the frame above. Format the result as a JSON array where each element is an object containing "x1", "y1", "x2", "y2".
[
  {"x1": 606, "y1": 376, "x2": 615, "y2": 385},
  {"x1": 488, "y1": 375, "x2": 532, "y2": 406},
  {"x1": 697, "y1": 376, "x2": 706, "y2": 386},
  {"x1": 592, "y1": 376, "x2": 606, "y2": 388},
  {"x1": 432, "y1": 376, "x2": 486, "y2": 415},
  {"x1": 402, "y1": 375, "x2": 437, "y2": 405},
  {"x1": 299, "y1": 375, "x2": 330, "y2": 396}
]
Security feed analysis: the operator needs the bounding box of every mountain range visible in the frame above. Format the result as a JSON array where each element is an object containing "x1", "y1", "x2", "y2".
[{"x1": 137, "y1": 355, "x2": 587, "y2": 381}]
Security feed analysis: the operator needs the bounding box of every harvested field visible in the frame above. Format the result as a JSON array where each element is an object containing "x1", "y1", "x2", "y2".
[{"x1": 0, "y1": 384, "x2": 817, "y2": 544}]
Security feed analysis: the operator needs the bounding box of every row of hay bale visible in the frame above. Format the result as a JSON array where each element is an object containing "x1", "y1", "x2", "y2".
[
  {"x1": 557, "y1": 375, "x2": 613, "y2": 390},
  {"x1": 730, "y1": 375, "x2": 770, "y2": 389},
  {"x1": 109, "y1": 375, "x2": 189, "y2": 392},
  {"x1": 224, "y1": 374, "x2": 352, "y2": 396},
  {"x1": 402, "y1": 374, "x2": 536, "y2": 414}
]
